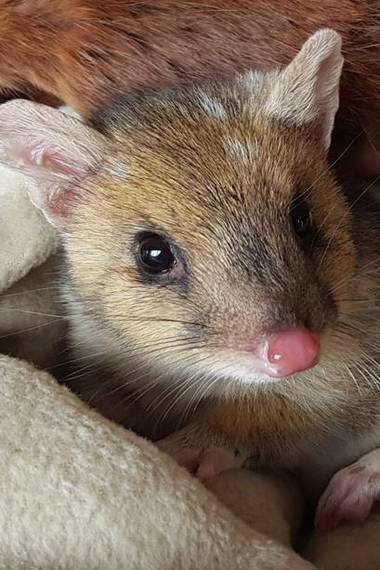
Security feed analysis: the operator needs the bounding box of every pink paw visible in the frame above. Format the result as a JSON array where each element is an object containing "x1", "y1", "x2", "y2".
[
  {"x1": 157, "y1": 440, "x2": 247, "y2": 481},
  {"x1": 178, "y1": 446, "x2": 246, "y2": 481},
  {"x1": 315, "y1": 451, "x2": 380, "y2": 531}
]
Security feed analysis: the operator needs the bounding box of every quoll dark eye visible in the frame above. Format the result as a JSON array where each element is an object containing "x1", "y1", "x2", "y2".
[
  {"x1": 291, "y1": 197, "x2": 313, "y2": 239},
  {"x1": 138, "y1": 233, "x2": 176, "y2": 274}
]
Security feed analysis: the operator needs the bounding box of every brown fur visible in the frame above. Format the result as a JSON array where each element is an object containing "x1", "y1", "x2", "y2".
[{"x1": 0, "y1": 0, "x2": 380, "y2": 160}]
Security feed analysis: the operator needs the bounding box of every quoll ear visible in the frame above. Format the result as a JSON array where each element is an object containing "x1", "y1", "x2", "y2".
[
  {"x1": 0, "y1": 100, "x2": 107, "y2": 227},
  {"x1": 264, "y1": 29, "x2": 344, "y2": 151}
]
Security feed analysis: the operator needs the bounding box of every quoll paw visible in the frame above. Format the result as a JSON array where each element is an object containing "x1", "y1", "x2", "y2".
[
  {"x1": 315, "y1": 449, "x2": 380, "y2": 531},
  {"x1": 157, "y1": 437, "x2": 247, "y2": 481}
]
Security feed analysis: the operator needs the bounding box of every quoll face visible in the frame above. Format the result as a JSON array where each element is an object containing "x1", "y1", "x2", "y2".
[
  {"x1": 64, "y1": 80, "x2": 359, "y2": 391},
  {"x1": 1, "y1": 29, "x2": 375, "y2": 401}
]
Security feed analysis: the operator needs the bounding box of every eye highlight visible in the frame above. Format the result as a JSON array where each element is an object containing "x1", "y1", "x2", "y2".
[
  {"x1": 291, "y1": 195, "x2": 314, "y2": 240},
  {"x1": 137, "y1": 232, "x2": 176, "y2": 275}
]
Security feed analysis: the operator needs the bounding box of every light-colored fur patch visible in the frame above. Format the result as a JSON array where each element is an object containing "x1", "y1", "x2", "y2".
[
  {"x1": 199, "y1": 94, "x2": 227, "y2": 119},
  {"x1": 224, "y1": 136, "x2": 255, "y2": 162}
]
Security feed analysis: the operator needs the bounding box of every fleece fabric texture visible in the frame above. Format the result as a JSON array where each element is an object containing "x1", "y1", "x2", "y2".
[
  {"x1": 0, "y1": 155, "x2": 316, "y2": 568},
  {"x1": 0, "y1": 354, "x2": 315, "y2": 570},
  {"x1": 0, "y1": 166, "x2": 57, "y2": 294}
]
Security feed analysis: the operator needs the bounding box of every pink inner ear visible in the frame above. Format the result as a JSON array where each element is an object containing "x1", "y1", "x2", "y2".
[
  {"x1": 0, "y1": 100, "x2": 107, "y2": 227},
  {"x1": 15, "y1": 138, "x2": 81, "y2": 177},
  {"x1": 10, "y1": 137, "x2": 85, "y2": 227},
  {"x1": 26, "y1": 174, "x2": 78, "y2": 228}
]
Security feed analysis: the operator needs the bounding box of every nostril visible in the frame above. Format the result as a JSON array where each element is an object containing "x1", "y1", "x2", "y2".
[{"x1": 266, "y1": 328, "x2": 320, "y2": 378}]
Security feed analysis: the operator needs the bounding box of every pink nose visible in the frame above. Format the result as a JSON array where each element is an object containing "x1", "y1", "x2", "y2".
[{"x1": 265, "y1": 329, "x2": 320, "y2": 378}]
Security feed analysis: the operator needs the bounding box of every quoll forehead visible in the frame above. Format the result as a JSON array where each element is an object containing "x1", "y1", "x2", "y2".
[
  {"x1": 120, "y1": 97, "x2": 323, "y2": 222},
  {"x1": 100, "y1": 84, "x2": 336, "y2": 257}
]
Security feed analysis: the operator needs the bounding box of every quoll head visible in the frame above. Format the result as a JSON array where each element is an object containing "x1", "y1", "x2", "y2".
[{"x1": 0, "y1": 30, "x2": 364, "y2": 393}]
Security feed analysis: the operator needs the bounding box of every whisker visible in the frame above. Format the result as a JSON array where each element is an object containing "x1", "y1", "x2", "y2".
[
  {"x1": 0, "y1": 308, "x2": 67, "y2": 319},
  {"x1": 0, "y1": 286, "x2": 60, "y2": 299},
  {"x1": 0, "y1": 320, "x2": 61, "y2": 340}
]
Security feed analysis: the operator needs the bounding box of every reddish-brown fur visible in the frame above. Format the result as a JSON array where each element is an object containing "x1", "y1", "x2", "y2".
[{"x1": 0, "y1": 0, "x2": 379, "y2": 162}]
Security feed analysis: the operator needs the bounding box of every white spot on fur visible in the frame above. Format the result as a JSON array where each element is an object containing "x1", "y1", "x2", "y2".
[
  {"x1": 108, "y1": 161, "x2": 129, "y2": 180},
  {"x1": 224, "y1": 136, "x2": 255, "y2": 163},
  {"x1": 199, "y1": 94, "x2": 227, "y2": 119},
  {"x1": 241, "y1": 70, "x2": 262, "y2": 88}
]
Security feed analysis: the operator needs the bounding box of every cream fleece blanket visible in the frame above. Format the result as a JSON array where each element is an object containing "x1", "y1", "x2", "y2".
[{"x1": 1, "y1": 151, "x2": 379, "y2": 569}]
